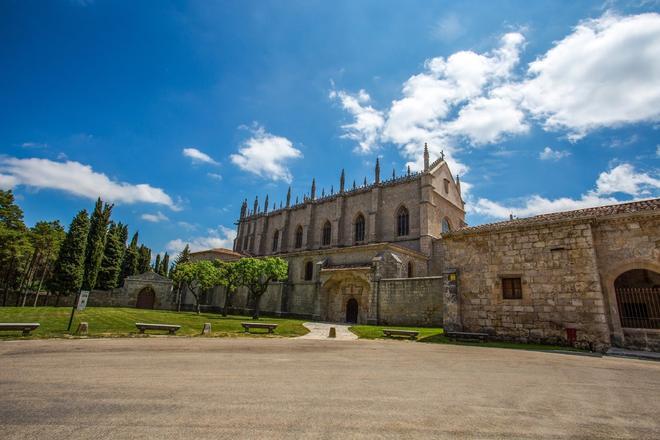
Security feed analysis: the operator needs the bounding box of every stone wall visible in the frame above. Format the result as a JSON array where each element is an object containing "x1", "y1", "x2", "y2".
[
  {"x1": 441, "y1": 221, "x2": 612, "y2": 350},
  {"x1": 377, "y1": 276, "x2": 443, "y2": 326}
]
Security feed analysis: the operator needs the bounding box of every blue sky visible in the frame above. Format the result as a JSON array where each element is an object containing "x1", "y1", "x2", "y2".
[{"x1": 1, "y1": 0, "x2": 659, "y2": 255}]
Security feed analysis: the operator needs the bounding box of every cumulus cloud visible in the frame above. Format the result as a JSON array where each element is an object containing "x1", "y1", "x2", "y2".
[
  {"x1": 230, "y1": 125, "x2": 302, "y2": 183},
  {"x1": 182, "y1": 147, "x2": 219, "y2": 165},
  {"x1": 141, "y1": 211, "x2": 169, "y2": 223},
  {"x1": 0, "y1": 157, "x2": 178, "y2": 209},
  {"x1": 329, "y1": 89, "x2": 385, "y2": 154},
  {"x1": 539, "y1": 147, "x2": 571, "y2": 161},
  {"x1": 166, "y1": 225, "x2": 237, "y2": 253},
  {"x1": 518, "y1": 13, "x2": 660, "y2": 139},
  {"x1": 469, "y1": 163, "x2": 659, "y2": 219}
]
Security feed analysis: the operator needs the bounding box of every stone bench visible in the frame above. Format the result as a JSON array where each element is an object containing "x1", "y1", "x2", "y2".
[
  {"x1": 0, "y1": 323, "x2": 40, "y2": 336},
  {"x1": 241, "y1": 322, "x2": 278, "y2": 334},
  {"x1": 135, "y1": 323, "x2": 181, "y2": 335},
  {"x1": 445, "y1": 331, "x2": 488, "y2": 342},
  {"x1": 383, "y1": 329, "x2": 419, "y2": 340}
]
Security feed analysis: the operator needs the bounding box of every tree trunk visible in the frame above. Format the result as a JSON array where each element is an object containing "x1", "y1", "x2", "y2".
[
  {"x1": 55, "y1": 293, "x2": 61, "y2": 307},
  {"x1": 252, "y1": 294, "x2": 262, "y2": 320},
  {"x1": 222, "y1": 289, "x2": 232, "y2": 317}
]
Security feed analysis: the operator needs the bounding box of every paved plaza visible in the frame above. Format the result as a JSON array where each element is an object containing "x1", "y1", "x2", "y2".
[{"x1": 1, "y1": 337, "x2": 659, "y2": 439}]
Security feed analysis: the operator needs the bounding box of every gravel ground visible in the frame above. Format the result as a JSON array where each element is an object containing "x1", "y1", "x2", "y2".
[{"x1": 1, "y1": 337, "x2": 659, "y2": 439}]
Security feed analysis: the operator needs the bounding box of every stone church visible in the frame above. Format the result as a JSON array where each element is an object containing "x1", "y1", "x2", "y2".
[{"x1": 181, "y1": 144, "x2": 658, "y2": 352}]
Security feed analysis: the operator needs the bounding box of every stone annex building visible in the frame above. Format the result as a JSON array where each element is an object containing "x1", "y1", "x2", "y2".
[{"x1": 180, "y1": 145, "x2": 658, "y2": 352}]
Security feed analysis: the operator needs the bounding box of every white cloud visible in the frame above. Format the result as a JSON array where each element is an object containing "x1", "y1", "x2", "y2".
[
  {"x1": 141, "y1": 211, "x2": 169, "y2": 223},
  {"x1": 182, "y1": 147, "x2": 219, "y2": 165},
  {"x1": 21, "y1": 142, "x2": 47, "y2": 149},
  {"x1": 539, "y1": 147, "x2": 571, "y2": 161},
  {"x1": 657, "y1": 145, "x2": 660, "y2": 157},
  {"x1": 432, "y1": 14, "x2": 464, "y2": 41},
  {"x1": 329, "y1": 89, "x2": 385, "y2": 154},
  {"x1": 469, "y1": 163, "x2": 659, "y2": 219},
  {"x1": 207, "y1": 172, "x2": 222, "y2": 180},
  {"x1": 166, "y1": 225, "x2": 237, "y2": 253},
  {"x1": 230, "y1": 125, "x2": 302, "y2": 183},
  {"x1": 0, "y1": 157, "x2": 178, "y2": 209},
  {"x1": 518, "y1": 13, "x2": 660, "y2": 139}
]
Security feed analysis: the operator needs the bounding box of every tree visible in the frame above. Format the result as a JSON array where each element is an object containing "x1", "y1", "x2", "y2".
[
  {"x1": 235, "y1": 257, "x2": 288, "y2": 319},
  {"x1": 0, "y1": 190, "x2": 30, "y2": 306},
  {"x1": 49, "y1": 210, "x2": 90, "y2": 305},
  {"x1": 82, "y1": 198, "x2": 113, "y2": 290},
  {"x1": 96, "y1": 222, "x2": 125, "y2": 290},
  {"x1": 214, "y1": 260, "x2": 241, "y2": 317},
  {"x1": 154, "y1": 254, "x2": 161, "y2": 274},
  {"x1": 159, "y1": 252, "x2": 170, "y2": 277},
  {"x1": 19, "y1": 221, "x2": 65, "y2": 306},
  {"x1": 171, "y1": 244, "x2": 191, "y2": 311},
  {"x1": 137, "y1": 244, "x2": 151, "y2": 273},
  {"x1": 171, "y1": 261, "x2": 220, "y2": 314},
  {"x1": 120, "y1": 232, "x2": 139, "y2": 281}
]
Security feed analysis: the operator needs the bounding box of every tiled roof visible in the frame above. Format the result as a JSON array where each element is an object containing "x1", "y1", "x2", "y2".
[
  {"x1": 190, "y1": 247, "x2": 243, "y2": 257},
  {"x1": 446, "y1": 198, "x2": 660, "y2": 236}
]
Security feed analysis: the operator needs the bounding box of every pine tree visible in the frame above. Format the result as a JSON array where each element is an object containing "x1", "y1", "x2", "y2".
[
  {"x1": 96, "y1": 222, "x2": 125, "y2": 290},
  {"x1": 120, "y1": 232, "x2": 139, "y2": 281},
  {"x1": 154, "y1": 254, "x2": 161, "y2": 273},
  {"x1": 174, "y1": 244, "x2": 191, "y2": 268},
  {"x1": 82, "y1": 198, "x2": 113, "y2": 290},
  {"x1": 160, "y1": 252, "x2": 170, "y2": 277},
  {"x1": 50, "y1": 210, "x2": 90, "y2": 305},
  {"x1": 0, "y1": 190, "x2": 31, "y2": 306},
  {"x1": 137, "y1": 245, "x2": 152, "y2": 273}
]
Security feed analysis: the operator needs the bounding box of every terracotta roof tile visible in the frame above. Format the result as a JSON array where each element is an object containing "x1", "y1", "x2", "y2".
[{"x1": 446, "y1": 198, "x2": 660, "y2": 236}]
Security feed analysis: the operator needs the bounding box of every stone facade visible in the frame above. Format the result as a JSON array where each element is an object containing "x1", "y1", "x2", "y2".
[{"x1": 441, "y1": 199, "x2": 660, "y2": 352}]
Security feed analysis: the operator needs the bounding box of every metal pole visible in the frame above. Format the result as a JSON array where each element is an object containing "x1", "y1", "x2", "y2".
[{"x1": 67, "y1": 291, "x2": 79, "y2": 332}]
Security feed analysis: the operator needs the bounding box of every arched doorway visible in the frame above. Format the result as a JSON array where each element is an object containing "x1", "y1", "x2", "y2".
[
  {"x1": 346, "y1": 298, "x2": 358, "y2": 323},
  {"x1": 614, "y1": 269, "x2": 660, "y2": 329},
  {"x1": 136, "y1": 286, "x2": 156, "y2": 309}
]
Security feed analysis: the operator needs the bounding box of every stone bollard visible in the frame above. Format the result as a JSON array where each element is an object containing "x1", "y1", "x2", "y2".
[
  {"x1": 328, "y1": 327, "x2": 336, "y2": 338},
  {"x1": 202, "y1": 322, "x2": 212, "y2": 335},
  {"x1": 76, "y1": 322, "x2": 88, "y2": 336}
]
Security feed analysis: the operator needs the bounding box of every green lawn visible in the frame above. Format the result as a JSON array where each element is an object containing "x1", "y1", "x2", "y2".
[
  {"x1": 0, "y1": 307, "x2": 309, "y2": 339},
  {"x1": 350, "y1": 325, "x2": 582, "y2": 352}
]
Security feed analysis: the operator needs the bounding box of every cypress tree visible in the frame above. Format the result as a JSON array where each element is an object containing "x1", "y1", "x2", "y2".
[
  {"x1": 137, "y1": 245, "x2": 152, "y2": 273},
  {"x1": 154, "y1": 253, "x2": 161, "y2": 273},
  {"x1": 96, "y1": 222, "x2": 124, "y2": 290},
  {"x1": 160, "y1": 252, "x2": 170, "y2": 277},
  {"x1": 50, "y1": 210, "x2": 90, "y2": 305},
  {"x1": 121, "y1": 232, "x2": 139, "y2": 280},
  {"x1": 82, "y1": 198, "x2": 113, "y2": 290}
]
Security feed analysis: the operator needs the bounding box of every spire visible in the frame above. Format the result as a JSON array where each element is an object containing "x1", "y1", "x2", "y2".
[
  {"x1": 264, "y1": 194, "x2": 269, "y2": 213},
  {"x1": 340, "y1": 169, "x2": 345, "y2": 193},
  {"x1": 321, "y1": 188, "x2": 325, "y2": 197},
  {"x1": 295, "y1": 195, "x2": 299, "y2": 204},
  {"x1": 352, "y1": 180, "x2": 356, "y2": 190},
  {"x1": 363, "y1": 177, "x2": 367, "y2": 186},
  {"x1": 286, "y1": 186, "x2": 291, "y2": 208},
  {"x1": 311, "y1": 178, "x2": 316, "y2": 200},
  {"x1": 392, "y1": 168, "x2": 396, "y2": 179},
  {"x1": 375, "y1": 157, "x2": 381, "y2": 184},
  {"x1": 279, "y1": 201, "x2": 282, "y2": 209},
  {"x1": 252, "y1": 196, "x2": 259, "y2": 215},
  {"x1": 423, "y1": 142, "x2": 430, "y2": 172},
  {"x1": 407, "y1": 165, "x2": 411, "y2": 176},
  {"x1": 456, "y1": 174, "x2": 461, "y2": 196},
  {"x1": 240, "y1": 199, "x2": 248, "y2": 218},
  {"x1": 330, "y1": 185, "x2": 334, "y2": 195}
]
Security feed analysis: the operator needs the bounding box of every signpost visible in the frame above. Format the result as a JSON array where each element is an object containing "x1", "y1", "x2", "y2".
[{"x1": 67, "y1": 290, "x2": 90, "y2": 332}]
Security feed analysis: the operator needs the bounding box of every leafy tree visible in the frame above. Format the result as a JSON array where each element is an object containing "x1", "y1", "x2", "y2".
[
  {"x1": 120, "y1": 232, "x2": 139, "y2": 281},
  {"x1": 137, "y1": 244, "x2": 152, "y2": 273},
  {"x1": 0, "y1": 190, "x2": 30, "y2": 306},
  {"x1": 82, "y1": 198, "x2": 113, "y2": 290},
  {"x1": 96, "y1": 222, "x2": 125, "y2": 290},
  {"x1": 153, "y1": 254, "x2": 161, "y2": 273},
  {"x1": 214, "y1": 260, "x2": 242, "y2": 317},
  {"x1": 18, "y1": 220, "x2": 65, "y2": 305},
  {"x1": 49, "y1": 210, "x2": 90, "y2": 305},
  {"x1": 171, "y1": 260, "x2": 220, "y2": 314},
  {"x1": 235, "y1": 257, "x2": 288, "y2": 319},
  {"x1": 160, "y1": 252, "x2": 170, "y2": 277}
]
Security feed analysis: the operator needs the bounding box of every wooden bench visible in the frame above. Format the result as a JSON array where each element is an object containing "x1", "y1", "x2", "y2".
[
  {"x1": 383, "y1": 329, "x2": 419, "y2": 340},
  {"x1": 135, "y1": 323, "x2": 181, "y2": 335},
  {"x1": 0, "y1": 323, "x2": 40, "y2": 336},
  {"x1": 241, "y1": 322, "x2": 278, "y2": 334},
  {"x1": 445, "y1": 331, "x2": 488, "y2": 342}
]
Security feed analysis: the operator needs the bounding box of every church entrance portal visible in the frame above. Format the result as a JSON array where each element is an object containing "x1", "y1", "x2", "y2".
[
  {"x1": 346, "y1": 298, "x2": 358, "y2": 323},
  {"x1": 136, "y1": 286, "x2": 156, "y2": 309}
]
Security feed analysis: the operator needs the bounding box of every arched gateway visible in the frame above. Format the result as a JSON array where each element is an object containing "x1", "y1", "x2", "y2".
[
  {"x1": 614, "y1": 268, "x2": 660, "y2": 329},
  {"x1": 346, "y1": 298, "x2": 359, "y2": 323},
  {"x1": 136, "y1": 286, "x2": 156, "y2": 309}
]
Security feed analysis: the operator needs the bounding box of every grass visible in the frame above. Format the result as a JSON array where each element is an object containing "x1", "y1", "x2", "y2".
[
  {"x1": 350, "y1": 325, "x2": 583, "y2": 352},
  {"x1": 0, "y1": 307, "x2": 309, "y2": 339}
]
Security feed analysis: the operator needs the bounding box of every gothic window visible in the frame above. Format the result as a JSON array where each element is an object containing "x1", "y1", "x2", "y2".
[
  {"x1": 396, "y1": 206, "x2": 409, "y2": 237},
  {"x1": 443, "y1": 178, "x2": 450, "y2": 194},
  {"x1": 442, "y1": 218, "x2": 451, "y2": 234},
  {"x1": 304, "y1": 261, "x2": 314, "y2": 281},
  {"x1": 272, "y1": 230, "x2": 279, "y2": 253},
  {"x1": 295, "y1": 225, "x2": 303, "y2": 248},
  {"x1": 354, "y1": 214, "x2": 365, "y2": 243},
  {"x1": 407, "y1": 261, "x2": 413, "y2": 278},
  {"x1": 322, "y1": 221, "x2": 332, "y2": 246},
  {"x1": 502, "y1": 277, "x2": 522, "y2": 300}
]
